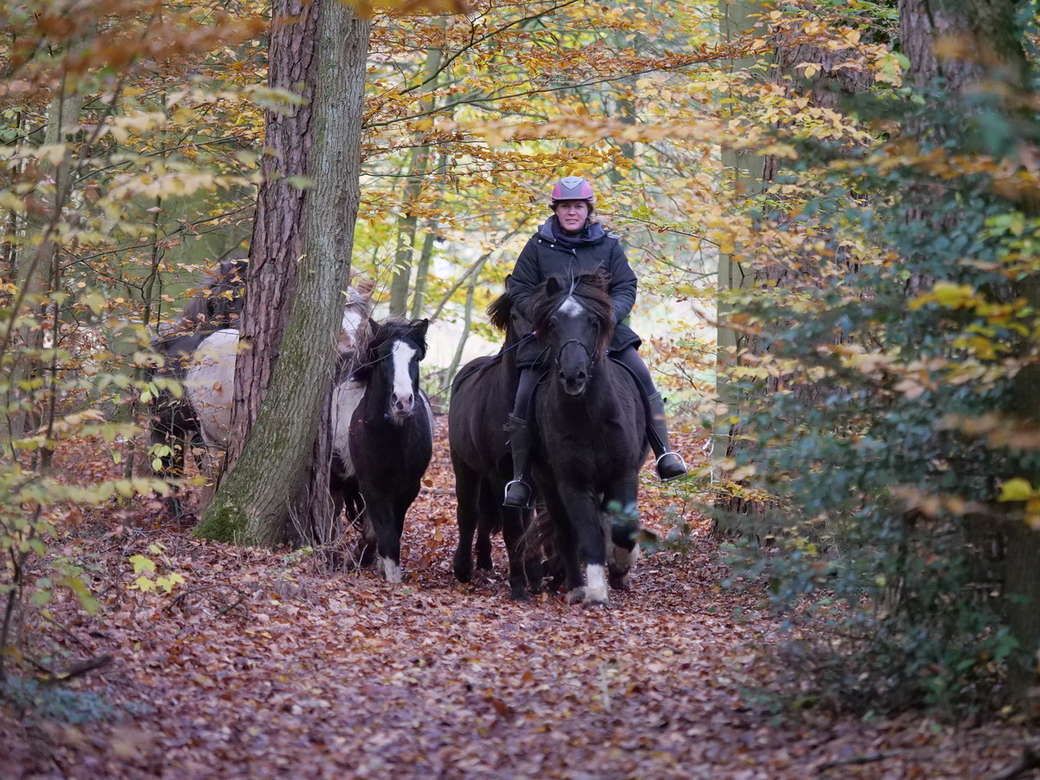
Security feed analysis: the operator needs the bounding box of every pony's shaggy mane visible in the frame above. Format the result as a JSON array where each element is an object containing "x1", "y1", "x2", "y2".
[{"x1": 352, "y1": 318, "x2": 428, "y2": 381}]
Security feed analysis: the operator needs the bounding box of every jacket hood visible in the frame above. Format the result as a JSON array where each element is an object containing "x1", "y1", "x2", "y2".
[{"x1": 538, "y1": 216, "x2": 608, "y2": 247}]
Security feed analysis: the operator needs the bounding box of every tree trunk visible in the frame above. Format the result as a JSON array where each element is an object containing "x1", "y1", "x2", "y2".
[
  {"x1": 712, "y1": 0, "x2": 772, "y2": 536},
  {"x1": 409, "y1": 223, "x2": 437, "y2": 320},
  {"x1": 196, "y1": 0, "x2": 371, "y2": 546},
  {"x1": 388, "y1": 44, "x2": 441, "y2": 318},
  {"x1": 5, "y1": 83, "x2": 82, "y2": 461},
  {"x1": 898, "y1": 0, "x2": 1040, "y2": 709}
]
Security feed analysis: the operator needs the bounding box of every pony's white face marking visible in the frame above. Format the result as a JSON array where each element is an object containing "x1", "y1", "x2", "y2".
[
  {"x1": 338, "y1": 306, "x2": 367, "y2": 354},
  {"x1": 584, "y1": 564, "x2": 608, "y2": 605},
  {"x1": 380, "y1": 557, "x2": 402, "y2": 584},
  {"x1": 557, "y1": 294, "x2": 584, "y2": 318},
  {"x1": 389, "y1": 340, "x2": 418, "y2": 418}
]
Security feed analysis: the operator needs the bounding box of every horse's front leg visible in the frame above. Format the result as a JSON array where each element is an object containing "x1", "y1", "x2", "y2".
[
  {"x1": 538, "y1": 482, "x2": 587, "y2": 603},
  {"x1": 500, "y1": 505, "x2": 538, "y2": 601},
  {"x1": 366, "y1": 496, "x2": 402, "y2": 583},
  {"x1": 560, "y1": 484, "x2": 610, "y2": 608}
]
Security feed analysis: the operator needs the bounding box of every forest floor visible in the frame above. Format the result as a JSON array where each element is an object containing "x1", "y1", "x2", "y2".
[{"x1": 1, "y1": 418, "x2": 1036, "y2": 779}]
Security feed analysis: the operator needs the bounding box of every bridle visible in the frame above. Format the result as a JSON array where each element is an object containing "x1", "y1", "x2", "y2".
[{"x1": 556, "y1": 337, "x2": 595, "y2": 369}]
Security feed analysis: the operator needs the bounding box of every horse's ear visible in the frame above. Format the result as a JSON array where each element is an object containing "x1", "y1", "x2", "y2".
[
  {"x1": 545, "y1": 276, "x2": 563, "y2": 296},
  {"x1": 412, "y1": 318, "x2": 430, "y2": 340}
]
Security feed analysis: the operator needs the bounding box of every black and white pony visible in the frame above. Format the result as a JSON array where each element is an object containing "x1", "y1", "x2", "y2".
[
  {"x1": 330, "y1": 318, "x2": 433, "y2": 583},
  {"x1": 527, "y1": 272, "x2": 648, "y2": 607}
]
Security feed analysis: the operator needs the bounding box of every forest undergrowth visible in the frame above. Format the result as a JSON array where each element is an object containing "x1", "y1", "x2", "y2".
[{"x1": 0, "y1": 419, "x2": 1032, "y2": 779}]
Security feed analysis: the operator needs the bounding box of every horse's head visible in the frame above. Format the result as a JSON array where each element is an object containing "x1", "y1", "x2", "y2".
[
  {"x1": 338, "y1": 277, "x2": 376, "y2": 357},
  {"x1": 356, "y1": 318, "x2": 429, "y2": 421},
  {"x1": 181, "y1": 258, "x2": 248, "y2": 329},
  {"x1": 531, "y1": 272, "x2": 613, "y2": 397}
]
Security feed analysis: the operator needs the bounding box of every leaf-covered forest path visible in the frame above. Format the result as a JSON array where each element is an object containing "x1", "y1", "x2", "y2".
[{"x1": 2, "y1": 419, "x2": 1030, "y2": 779}]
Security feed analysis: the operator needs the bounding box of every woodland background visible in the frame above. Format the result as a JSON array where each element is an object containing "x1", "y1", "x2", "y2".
[{"x1": 3, "y1": 0, "x2": 1040, "y2": 777}]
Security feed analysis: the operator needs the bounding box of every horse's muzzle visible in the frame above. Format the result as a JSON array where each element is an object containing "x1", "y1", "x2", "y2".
[
  {"x1": 390, "y1": 392, "x2": 416, "y2": 418},
  {"x1": 561, "y1": 373, "x2": 588, "y2": 397}
]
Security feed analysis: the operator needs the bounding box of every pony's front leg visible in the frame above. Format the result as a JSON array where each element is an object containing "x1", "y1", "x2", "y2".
[
  {"x1": 367, "y1": 498, "x2": 402, "y2": 583},
  {"x1": 603, "y1": 475, "x2": 641, "y2": 591},
  {"x1": 539, "y1": 483, "x2": 588, "y2": 604},
  {"x1": 500, "y1": 505, "x2": 538, "y2": 601},
  {"x1": 565, "y1": 488, "x2": 610, "y2": 608}
]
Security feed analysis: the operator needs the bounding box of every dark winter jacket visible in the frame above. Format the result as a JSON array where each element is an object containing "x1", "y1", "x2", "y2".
[{"x1": 508, "y1": 216, "x2": 641, "y2": 369}]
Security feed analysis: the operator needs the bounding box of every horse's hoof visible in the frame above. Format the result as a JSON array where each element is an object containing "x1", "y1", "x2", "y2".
[
  {"x1": 476, "y1": 555, "x2": 494, "y2": 571},
  {"x1": 508, "y1": 586, "x2": 530, "y2": 602},
  {"x1": 379, "y1": 557, "x2": 402, "y2": 584},
  {"x1": 582, "y1": 597, "x2": 609, "y2": 609},
  {"x1": 565, "y1": 588, "x2": 585, "y2": 605},
  {"x1": 608, "y1": 573, "x2": 631, "y2": 591},
  {"x1": 453, "y1": 553, "x2": 473, "y2": 583}
]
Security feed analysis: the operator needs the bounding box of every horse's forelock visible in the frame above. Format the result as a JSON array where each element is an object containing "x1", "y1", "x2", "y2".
[{"x1": 531, "y1": 272, "x2": 614, "y2": 342}]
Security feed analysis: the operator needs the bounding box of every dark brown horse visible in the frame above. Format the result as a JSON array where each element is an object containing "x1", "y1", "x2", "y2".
[
  {"x1": 448, "y1": 288, "x2": 543, "y2": 600},
  {"x1": 527, "y1": 272, "x2": 648, "y2": 607}
]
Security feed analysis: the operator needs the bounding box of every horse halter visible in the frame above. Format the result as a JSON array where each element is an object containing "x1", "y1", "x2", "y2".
[{"x1": 556, "y1": 337, "x2": 596, "y2": 368}]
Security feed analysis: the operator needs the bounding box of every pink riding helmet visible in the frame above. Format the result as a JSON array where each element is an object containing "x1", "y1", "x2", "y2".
[{"x1": 550, "y1": 176, "x2": 595, "y2": 206}]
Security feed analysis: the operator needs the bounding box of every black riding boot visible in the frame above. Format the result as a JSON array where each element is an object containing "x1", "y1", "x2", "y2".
[
  {"x1": 503, "y1": 414, "x2": 533, "y2": 509},
  {"x1": 647, "y1": 392, "x2": 687, "y2": 481}
]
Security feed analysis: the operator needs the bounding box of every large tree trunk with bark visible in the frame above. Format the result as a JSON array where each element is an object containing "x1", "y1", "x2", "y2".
[
  {"x1": 898, "y1": 0, "x2": 1040, "y2": 709},
  {"x1": 196, "y1": 0, "x2": 370, "y2": 547}
]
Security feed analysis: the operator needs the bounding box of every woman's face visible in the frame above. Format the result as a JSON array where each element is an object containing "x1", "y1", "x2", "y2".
[{"x1": 554, "y1": 200, "x2": 589, "y2": 234}]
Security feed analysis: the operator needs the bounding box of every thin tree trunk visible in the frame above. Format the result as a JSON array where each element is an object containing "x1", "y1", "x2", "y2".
[
  {"x1": 389, "y1": 44, "x2": 442, "y2": 318},
  {"x1": 713, "y1": 0, "x2": 771, "y2": 536},
  {"x1": 409, "y1": 222, "x2": 437, "y2": 320}
]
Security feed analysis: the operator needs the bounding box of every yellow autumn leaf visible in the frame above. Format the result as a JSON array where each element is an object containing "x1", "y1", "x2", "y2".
[
  {"x1": 931, "y1": 282, "x2": 976, "y2": 309},
  {"x1": 998, "y1": 477, "x2": 1036, "y2": 502}
]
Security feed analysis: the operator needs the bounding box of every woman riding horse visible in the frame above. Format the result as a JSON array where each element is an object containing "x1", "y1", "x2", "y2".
[{"x1": 503, "y1": 176, "x2": 687, "y2": 509}]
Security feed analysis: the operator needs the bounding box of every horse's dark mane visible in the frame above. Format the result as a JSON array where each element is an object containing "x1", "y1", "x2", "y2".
[
  {"x1": 486, "y1": 292, "x2": 511, "y2": 333},
  {"x1": 530, "y1": 272, "x2": 614, "y2": 354},
  {"x1": 352, "y1": 318, "x2": 428, "y2": 381}
]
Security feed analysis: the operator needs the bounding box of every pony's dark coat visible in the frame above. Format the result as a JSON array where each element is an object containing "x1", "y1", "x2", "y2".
[
  {"x1": 447, "y1": 290, "x2": 543, "y2": 600},
  {"x1": 338, "y1": 318, "x2": 433, "y2": 582},
  {"x1": 527, "y1": 272, "x2": 648, "y2": 606}
]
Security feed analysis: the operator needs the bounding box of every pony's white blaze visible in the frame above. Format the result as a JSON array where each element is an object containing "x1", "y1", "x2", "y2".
[
  {"x1": 184, "y1": 329, "x2": 239, "y2": 447},
  {"x1": 390, "y1": 340, "x2": 418, "y2": 417},
  {"x1": 557, "y1": 294, "x2": 584, "y2": 318},
  {"x1": 380, "y1": 557, "x2": 402, "y2": 584},
  {"x1": 338, "y1": 306, "x2": 367, "y2": 354},
  {"x1": 585, "y1": 564, "x2": 608, "y2": 604}
]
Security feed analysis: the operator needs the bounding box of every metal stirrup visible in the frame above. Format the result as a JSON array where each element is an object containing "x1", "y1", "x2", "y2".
[{"x1": 656, "y1": 451, "x2": 688, "y2": 477}]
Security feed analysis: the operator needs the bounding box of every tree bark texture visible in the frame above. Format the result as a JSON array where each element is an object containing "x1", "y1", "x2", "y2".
[
  {"x1": 899, "y1": 0, "x2": 1040, "y2": 709},
  {"x1": 197, "y1": 0, "x2": 371, "y2": 546},
  {"x1": 287, "y1": 1, "x2": 371, "y2": 548}
]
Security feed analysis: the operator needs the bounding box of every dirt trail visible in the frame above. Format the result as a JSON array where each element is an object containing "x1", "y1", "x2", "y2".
[{"x1": 1, "y1": 420, "x2": 1029, "y2": 779}]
